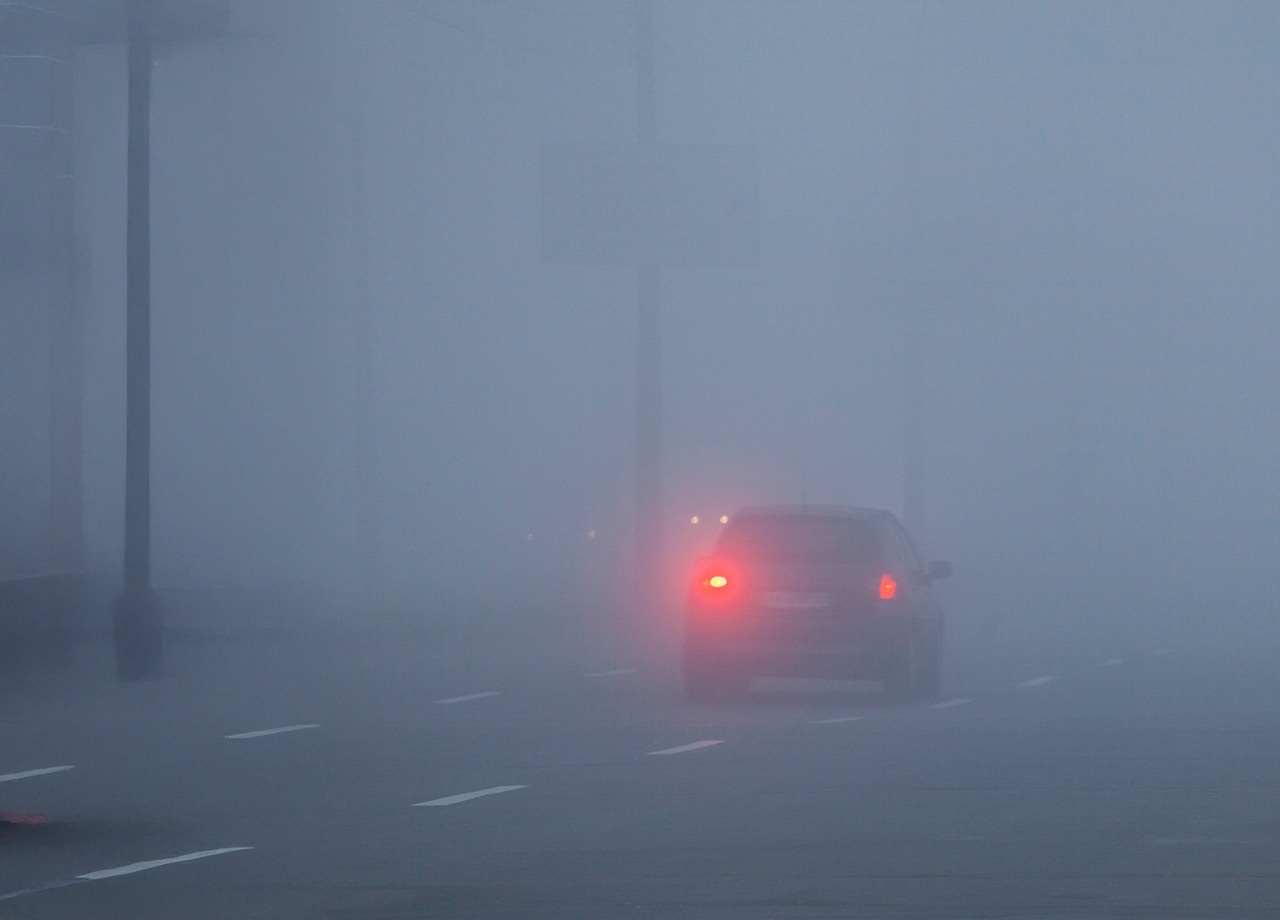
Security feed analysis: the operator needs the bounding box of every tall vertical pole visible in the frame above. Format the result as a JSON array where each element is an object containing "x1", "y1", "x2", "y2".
[
  {"x1": 633, "y1": 0, "x2": 663, "y2": 613},
  {"x1": 115, "y1": 0, "x2": 161, "y2": 679},
  {"x1": 901, "y1": 4, "x2": 926, "y2": 542},
  {"x1": 46, "y1": 9, "x2": 82, "y2": 574},
  {"x1": 343, "y1": 21, "x2": 377, "y2": 601}
]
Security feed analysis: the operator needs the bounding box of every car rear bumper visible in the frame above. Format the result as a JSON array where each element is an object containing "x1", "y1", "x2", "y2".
[{"x1": 684, "y1": 607, "x2": 912, "y2": 680}]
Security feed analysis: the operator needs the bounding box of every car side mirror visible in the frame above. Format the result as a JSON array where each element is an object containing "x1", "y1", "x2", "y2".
[{"x1": 927, "y1": 560, "x2": 952, "y2": 580}]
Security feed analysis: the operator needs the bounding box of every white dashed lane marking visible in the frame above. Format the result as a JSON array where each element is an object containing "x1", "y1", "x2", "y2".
[
  {"x1": 77, "y1": 848, "x2": 254, "y2": 880},
  {"x1": 0, "y1": 848, "x2": 252, "y2": 902},
  {"x1": 587, "y1": 668, "x2": 636, "y2": 677},
  {"x1": 1101, "y1": 658, "x2": 1126, "y2": 667},
  {"x1": 927, "y1": 698, "x2": 975, "y2": 710},
  {"x1": 224, "y1": 724, "x2": 320, "y2": 740},
  {"x1": 812, "y1": 716, "x2": 864, "y2": 724},
  {"x1": 0, "y1": 765, "x2": 74, "y2": 784},
  {"x1": 413, "y1": 785, "x2": 527, "y2": 807},
  {"x1": 433, "y1": 691, "x2": 500, "y2": 705},
  {"x1": 1021, "y1": 675, "x2": 1058, "y2": 688},
  {"x1": 648, "y1": 740, "x2": 724, "y2": 755}
]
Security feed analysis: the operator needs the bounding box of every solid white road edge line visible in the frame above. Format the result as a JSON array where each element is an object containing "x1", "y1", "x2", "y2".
[
  {"x1": 77, "y1": 847, "x2": 254, "y2": 881},
  {"x1": 413, "y1": 785, "x2": 527, "y2": 807},
  {"x1": 812, "y1": 716, "x2": 864, "y2": 724},
  {"x1": 927, "y1": 698, "x2": 974, "y2": 709},
  {"x1": 0, "y1": 765, "x2": 74, "y2": 784},
  {"x1": 647, "y1": 740, "x2": 724, "y2": 755},
  {"x1": 433, "y1": 691, "x2": 500, "y2": 705},
  {"x1": 1021, "y1": 676, "x2": 1058, "y2": 687},
  {"x1": 224, "y1": 724, "x2": 320, "y2": 740},
  {"x1": 587, "y1": 668, "x2": 637, "y2": 677}
]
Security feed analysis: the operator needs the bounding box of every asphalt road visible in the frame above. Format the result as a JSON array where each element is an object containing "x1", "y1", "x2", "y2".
[{"x1": 2, "y1": 621, "x2": 1279, "y2": 919}]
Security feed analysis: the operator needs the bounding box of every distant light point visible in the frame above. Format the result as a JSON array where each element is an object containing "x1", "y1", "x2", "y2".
[
  {"x1": 526, "y1": 533, "x2": 533, "y2": 541},
  {"x1": 690, "y1": 516, "x2": 699, "y2": 524},
  {"x1": 588, "y1": 530, "x2": 596, "y2": 538},
  {"x1": 719, "y1": 515, "x2": 729, "y2": 524}
]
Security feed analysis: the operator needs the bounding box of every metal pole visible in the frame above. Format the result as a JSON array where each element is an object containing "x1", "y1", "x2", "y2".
[
  {"x1": 44, "y1": 8, "x2": 83, "y2": 575},
  {"x1": 48, "y1": 177, "x2": 83, "y2": 573},
  {"x1": 901, "y1": 3, "x2": 927, "y2": 541},
  {"x1": 342, "y1": 22, "x2": 377, "y2": 599},
  {"x1": 632, "y1": 0, "x2": 662, "y2": 612},
  {"x1": 635, "y1": 263, "x2": 662, "y2": 600},
  {"x1": 635, "y1": 0, "x2": 655, "y2": 145},
  {"x1": 114, "y1": 0, "x2": 161, "y2": 679}
]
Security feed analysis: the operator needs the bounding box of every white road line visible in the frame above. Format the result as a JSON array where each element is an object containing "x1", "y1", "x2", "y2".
[
  {"x1": 812, "y1": 716, "x2": 864, "y2": 724},
  {"x1": 0, "y1": 765, "x2": 74, "y2": 784},
  {"x1": 1147, "y1": 835, "x2": 1231, "y2": 846},
  {"x1": 413, "y1": 785, "x2": 527, "y2": 807},
  {"x1": 1021, "y1": 675, "x2": 1058, "y2": 688},
  {"x1": 77, "y1": 847, "x2": 253, "y2": 881},
  {"x1": 0, "y1": 879, "x2": 79, "y2": 902},
  {"x1": 1101, "y1": 657, "x2": 1126, "y2": 667},
  {"x1": 927, "y1": 697, "x2": 974, "y2": 709},
  {"x1": 647, "y1": 740, "x2": 724, "y2": 755},
  {"x1": 224, "y1": 724, "x2": 320, "y2": 740},
  {"x1": 433, "y1": 691, "x2": 500, "y2": 705},
  {"x1": 587, "y1": 668, "x2": 636, "y2": 677}
]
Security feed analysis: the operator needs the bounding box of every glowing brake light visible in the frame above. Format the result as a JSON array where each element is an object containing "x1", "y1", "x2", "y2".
[
  {"x1": 879, "y1": 574, "x2": 897, "y2": 599},
  {"x1": 692, "y1": 559, "x2": 744, "y2": 608}
]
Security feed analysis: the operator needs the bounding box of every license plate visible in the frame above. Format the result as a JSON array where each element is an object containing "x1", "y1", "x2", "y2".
[{"x1": 761, "y1": 591, "x2": 830, "y2": 610}]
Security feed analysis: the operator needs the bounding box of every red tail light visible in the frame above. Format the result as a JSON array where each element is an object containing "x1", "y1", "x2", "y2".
[
  {"x1": 878, "y1": 573, "x2": 897, "y2": 599},
  {"x1": 691, "y1": 559, "x2": 744, "y2": 608}
]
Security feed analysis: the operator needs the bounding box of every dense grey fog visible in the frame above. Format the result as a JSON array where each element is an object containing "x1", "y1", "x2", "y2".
[{"x1": 8, "y1": 0, "x2": 1280, "y2": 649}]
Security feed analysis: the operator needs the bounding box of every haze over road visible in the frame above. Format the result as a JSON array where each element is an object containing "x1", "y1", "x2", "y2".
[
  {"x1": 5, "y1": 4, "x2": 1280, "y2": 917},
  {"x1": 4, "y1": 622, "x2": 1278, "y2": 919}
]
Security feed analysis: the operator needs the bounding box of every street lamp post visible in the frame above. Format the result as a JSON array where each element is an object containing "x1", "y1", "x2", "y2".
[
  {"x1": 71, "y1": 0, "x2": 233, "y2": 679},
  {"x1": 112, "y1": 0, "x2": 160, "y2": 678},
  {"x1": 632, "y1": 0, "x2": 663, "y2": 616}
]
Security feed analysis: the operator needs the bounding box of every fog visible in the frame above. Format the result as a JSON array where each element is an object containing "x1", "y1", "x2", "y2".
[
  {"x1": 7, "y1": 6, "x2": 1280, "y2": 916},
  {"x1": 8, "y1": 0, "x2": 1280, "y2": 652}
]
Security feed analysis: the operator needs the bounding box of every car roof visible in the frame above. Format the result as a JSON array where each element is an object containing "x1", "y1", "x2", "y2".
[{"x1": 729, "y1": 504, "x2": 890, "y2": 522}]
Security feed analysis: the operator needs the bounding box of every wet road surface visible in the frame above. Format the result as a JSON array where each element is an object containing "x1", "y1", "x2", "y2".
[{"x1": 3, "y1": 625, "x2": 1278, "y2": 918}]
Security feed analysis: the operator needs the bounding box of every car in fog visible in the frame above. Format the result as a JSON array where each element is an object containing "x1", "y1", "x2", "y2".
[{"x1": 682, "y1": 505, "x2": 951, "y2": 701}]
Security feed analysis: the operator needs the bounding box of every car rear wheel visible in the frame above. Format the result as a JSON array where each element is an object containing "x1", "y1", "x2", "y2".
[
  {"x1": 919, "y1": 643, "x2": 942, "y2": 698},
  {"x1": 718, "y1": 670, "x2": 751, "y2": 702},
  {"x1": 683, "y1": 664, "x2": 718, "y2": 702},
  {"x1": 684, "y1": 662, "x2": 750, "y2": 703},
  {"x1": 883, "y1": 638, "x2": 918, "y2": 701}
]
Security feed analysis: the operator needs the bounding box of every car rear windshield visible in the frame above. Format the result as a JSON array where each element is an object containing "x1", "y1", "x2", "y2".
[{"x1": 716, "y1": 515, "x2": 880, "y2": 563}]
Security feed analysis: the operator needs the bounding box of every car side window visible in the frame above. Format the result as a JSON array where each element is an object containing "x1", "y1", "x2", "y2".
[
  {"x1": 896, "y1": 521, "x2": 924, "y2": 577},
  {"x1": 880, "y1": 523, "x2": 912, "y2": 576},
  {"x1": 886, "y1": 520, "x2": 922, "y2": 579}
]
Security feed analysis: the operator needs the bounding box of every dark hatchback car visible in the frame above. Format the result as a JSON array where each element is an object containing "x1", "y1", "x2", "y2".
[{"x1": 682, "y1": 505, "x2": 951, "y2": 701}]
